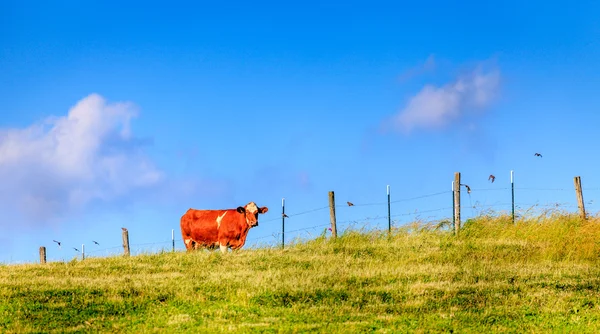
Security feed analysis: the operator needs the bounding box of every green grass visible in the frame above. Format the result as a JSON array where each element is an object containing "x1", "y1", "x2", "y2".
[{"x1": 3, "y1": 212, "x2": 600, "y2": 332}]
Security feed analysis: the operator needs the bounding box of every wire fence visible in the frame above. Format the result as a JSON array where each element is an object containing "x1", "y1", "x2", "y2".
[{"x1": 17, "y1": 172, "x2": 600, "y2": 265}]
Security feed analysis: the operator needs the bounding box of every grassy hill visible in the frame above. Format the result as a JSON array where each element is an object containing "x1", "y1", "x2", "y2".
[{"x1": 2, "y1": 212, "x2": 600, "y2": 333}]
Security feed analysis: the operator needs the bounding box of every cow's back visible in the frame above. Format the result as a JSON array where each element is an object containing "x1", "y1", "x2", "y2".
[{"x1": 180, "y1": 209, "x2": 224, "y2": 249}]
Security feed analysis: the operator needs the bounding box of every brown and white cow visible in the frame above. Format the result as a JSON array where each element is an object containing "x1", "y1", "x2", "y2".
[{"x1": 180, "y1": 201, "x2": 268, "y2": 253}]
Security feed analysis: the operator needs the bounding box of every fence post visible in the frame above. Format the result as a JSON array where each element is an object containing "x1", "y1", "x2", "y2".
[
  {"x1": 329, "y1": 191, "x2": 337, "y2": 238},
  {"x1": 574, "y1": 176, "x2": 586, "y2": 220},
  {"x1": 172, "y1": 229, "x2": 175, "y2": 252},
  {"x1": 39, "y1": 246, "x2": 46, "y2": 264},
  {"x1": 122, "y1": 228, "x2": 130, "y2": 256},
  {"x1": 282, "y1": 198, "x2": 285, "y2": 249},
  {"x1": 511, "y1": 170, "x2": 515, "y2": 223},
  {"x1": 387, "y1": 185, "x2": 391, "y2": 234},
  {"x1": 453, "y1": 172, "x2": 461, "y2": 235},
  {"x1": 81, "y1": 244, "x2": 85, "y2": 260}
]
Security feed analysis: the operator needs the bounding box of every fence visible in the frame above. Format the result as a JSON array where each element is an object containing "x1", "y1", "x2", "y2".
[{"x1": 31, "y1": 171, "x2": 599, "y2": 264}]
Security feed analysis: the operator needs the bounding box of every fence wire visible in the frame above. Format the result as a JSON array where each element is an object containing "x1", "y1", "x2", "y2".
[{"x1": 16, "y1": 183, "x2": 600, "y2": 265}]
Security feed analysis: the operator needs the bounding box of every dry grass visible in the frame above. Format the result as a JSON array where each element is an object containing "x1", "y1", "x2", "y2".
[{"x1": 2, "y1": 212, "x2": 600, "y2": 332}]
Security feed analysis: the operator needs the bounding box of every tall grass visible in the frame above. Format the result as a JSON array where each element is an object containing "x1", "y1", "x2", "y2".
[{"x1": 2, "y1": 212, "x2": 600, "y2": 332}]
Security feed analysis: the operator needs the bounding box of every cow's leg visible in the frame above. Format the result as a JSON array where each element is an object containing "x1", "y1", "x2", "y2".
[
  {"x1": 233, "y1": 233, "x2": 249, "y2": 250},
  {"x1": 219, "y1": 243, "x2": 228, "y2": 254},
  {"x1": 239, "y1": 236, "x2": 248, "y2": 248},
  {"x1": 183, "y1": 237, "x2": 195, "y2": 251}
]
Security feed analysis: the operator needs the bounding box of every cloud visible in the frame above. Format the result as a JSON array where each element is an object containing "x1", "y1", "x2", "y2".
[
  {"x1": 386, "y1": 65, "x2": 500, "y2": 135},
  {"x1": 0, "y1": 93, "x2": 163, "y2": 225},
  {"x1": 398, "y1": 54, "x2": 437, "y2": 82}
]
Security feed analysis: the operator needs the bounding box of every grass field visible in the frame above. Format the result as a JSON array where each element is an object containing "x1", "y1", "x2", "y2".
[{"x1": 2, "y1": 212, "x2": 600, "y2": 333}]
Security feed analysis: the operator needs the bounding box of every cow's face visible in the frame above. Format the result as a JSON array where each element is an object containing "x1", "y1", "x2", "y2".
[{"x1": 237, "y1": 201, "x2": 268, "y2": 227}]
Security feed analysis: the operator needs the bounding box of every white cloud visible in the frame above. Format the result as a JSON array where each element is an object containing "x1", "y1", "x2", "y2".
[
  {"x1": 398, "y1": 54, "x2": 437, "y2": 82},
  {"x1": 0, "y1": 93, "x2": 163, "y2": 224},
  {"x1": 388, "y1": 66, "x2": 500, "y2": 134}
]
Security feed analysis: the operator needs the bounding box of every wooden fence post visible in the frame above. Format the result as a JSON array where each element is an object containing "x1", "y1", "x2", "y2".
[
  {"x1": 122, "y1": 228, "x2": 130, "y2": 256},
  {"x1": 329, "y1": 191, "x2": 337, "y2": 238},
  {"x1": 39, "y1": 246, "x2": 46, "y2": 264},
  {"x1": 454, "y1": 172, "x2": 461, "y2": 235},
  {"x1": 574, "y1": 176, "x2": 586, "y2": 220}
]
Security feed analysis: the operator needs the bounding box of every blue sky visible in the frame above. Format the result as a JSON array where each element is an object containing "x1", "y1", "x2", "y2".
[{"x1": 2, "y1": 1, "x2": 600, "y2": 263}]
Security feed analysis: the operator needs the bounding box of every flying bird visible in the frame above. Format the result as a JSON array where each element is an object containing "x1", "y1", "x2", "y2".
[
  {"x1": 52, "y1": 240, "x2": 61, "y2": 247},
  {"x1": 282, "y1": 213, "x2": 289, "y2": 218},
  {"x1": 93, "y1": 240, "x2": 100, "y2": 245},
  {"x1": 347, "y1": 201, "x2": 354, "y2": 206},
  {"x1": 488, "y1": 175, "x2": 495, "y2": 183},
  {"x1": 461, "y1": 184, "x2": 471, "y2": 194},
  {"x1": 73, "y1": 248, "x2": 79, "y2": 252},
  {"x1": 534, "y1": 153, "x2": 542, "y2": 158}
]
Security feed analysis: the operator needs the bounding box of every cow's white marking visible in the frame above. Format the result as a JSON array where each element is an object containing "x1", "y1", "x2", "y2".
[
  {"x1": 216, "y1": 211, "x2": 227, "y2": 229},
  {"x1": 184, "y1": 238, "x2": 193, "y2": 247},
  {"x1": 220, "y1": 243, "x2": 228, "y2": 253},
  {"x1": 245, "y1": 202, "x2": 258, "y2": 214},
  {"x1": 244, "y1": 202, "x2": 260, "y2": 226}
]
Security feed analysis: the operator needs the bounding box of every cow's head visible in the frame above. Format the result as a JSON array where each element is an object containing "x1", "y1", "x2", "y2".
[{"x1": 237, "y1": 201, "x2": 268, "y2": 227}]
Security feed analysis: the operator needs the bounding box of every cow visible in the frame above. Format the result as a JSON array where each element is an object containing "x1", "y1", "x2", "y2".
[{"x1": 180, "y1": 201, "x2": 268, "y2": 253}]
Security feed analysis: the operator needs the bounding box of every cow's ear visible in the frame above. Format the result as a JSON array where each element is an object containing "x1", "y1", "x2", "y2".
[
  {"x1": 258, "y1": 206, "x2": 268, "y2": 214},
  {"x1": 236, "y1": 206, "x2": 245, "y2": 213}
]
